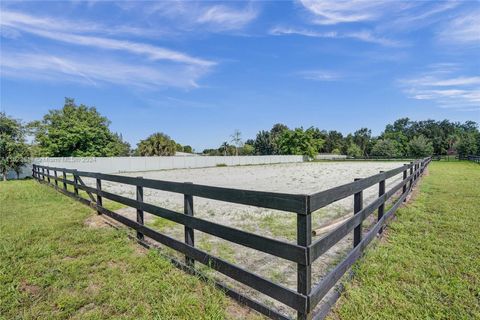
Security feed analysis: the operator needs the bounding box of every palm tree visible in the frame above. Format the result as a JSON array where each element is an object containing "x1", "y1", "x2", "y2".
[
  {"x1": 137, "y1": 132, "x2": 176, "y2": 156},
  {"x1": 220, "y1": 142, "x2": 229, "y2": 156}
]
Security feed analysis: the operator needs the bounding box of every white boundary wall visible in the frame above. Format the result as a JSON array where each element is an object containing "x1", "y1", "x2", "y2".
[{"x1": 8, "y1": 155, "x2": 305, "y2": 179}]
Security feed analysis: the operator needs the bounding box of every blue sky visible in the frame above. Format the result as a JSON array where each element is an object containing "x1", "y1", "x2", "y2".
[{"x1": 1, "y1": 1, "x2": 479, "y2": 151}]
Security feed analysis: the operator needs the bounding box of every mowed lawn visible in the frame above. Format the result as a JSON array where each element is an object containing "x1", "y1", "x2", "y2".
[
  {"x1": 0, "y1": 180, "x2": 232, "y2": 320},
  {"x1": 331, "y1": 161, "x2": 480, "y2": 319}
]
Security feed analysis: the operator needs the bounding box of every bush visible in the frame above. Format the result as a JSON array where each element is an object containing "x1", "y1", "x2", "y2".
[
  {"x1": 371, "y1": 139, "x2": 402, "y2": 158},
  {"x1": 346, "y1": 143, "x2": 362, "y2": 158},
  {"x1": 409, "y1": 135, "x2": 434, "y2": 157}
]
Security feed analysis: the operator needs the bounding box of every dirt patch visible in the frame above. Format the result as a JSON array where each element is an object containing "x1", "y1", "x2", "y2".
[
  {"x1": 107, "y1": 260, "x2": 128, "y2": 272},
  {"x1": 226, "y1": 301, "x2": 265, "y2": 320},
  {"x1": 19, "y1": 280, "x2": 41, "y2": 296},
  {"x1": 75, "y1": 302, "x2": 96, "y2": 317},
  {"x1": 84, "y1": 214, "x2": 110, "y2": 229},
  {"x1": 85, "y1": 282, "x2": 101, "y2": 296}
]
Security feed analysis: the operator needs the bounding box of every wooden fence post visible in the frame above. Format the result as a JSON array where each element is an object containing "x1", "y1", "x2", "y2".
[
  {"x1": 32, "y1": 165, "x2": 36, "y2": 180},
  {"x1": 409, "y1": 162, "x2": 414, "y2": 189},
  {"x1": 46, "y1": 168, "x2": 50, "y2": 184},
  {"x1": 62, "y1": 171, "x2": 67, "y2": 190},
  {"x1": 96, "y1": 178, "x2": 102, "y2": 215},
  {"x1": 73, "y1": 170, "x2": 79, "y2": 196},
  {"x1": 41, "y1": 168, "x2": 45, "y2": 181},
  {"x1": 136, "y1": 178, "x2": 144, "y2": 241},
  {"x1": 54, "y1": 170, "x2": 58, "y2": 189},
  {"x1": 297, "y1": 211, "x2": 311, "y2": 320},
  {"x1": 353, "y1": 178, "x2": 363, "y2": 247},
  {"x1": 378, "y1": 172, "x2": 385, "y2": 234},
  {"x1": 403, "y1": 164, "x2": 408, "y2": 202},
  {"x1": 184, "y1": 182, "x2": 194, "y2": 267}
]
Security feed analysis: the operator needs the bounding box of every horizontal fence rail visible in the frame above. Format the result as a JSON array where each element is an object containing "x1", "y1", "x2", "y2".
[{"x1": 32, "y1": 157, "x2": 431, "y2": 320}]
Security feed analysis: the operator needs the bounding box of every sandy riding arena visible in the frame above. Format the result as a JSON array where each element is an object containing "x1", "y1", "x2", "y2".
[{"x1": 84, "y1": 161, "x2": 406, "y2": 316}]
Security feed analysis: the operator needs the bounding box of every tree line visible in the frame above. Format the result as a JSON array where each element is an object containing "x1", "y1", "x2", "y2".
[
  {"x1": 1, "y1": 98, "x2": 479, "y2": 180},
  {"x1": 204, "y1": 120, "x2": 480, "y2": 159}
]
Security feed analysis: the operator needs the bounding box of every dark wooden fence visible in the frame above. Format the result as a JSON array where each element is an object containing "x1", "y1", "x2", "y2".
[
  {"x1": 32, "y1": 157, "x2": 431, "y2": 320},
  {"x1": 459, "y1": 154, "x2": 480, "y2": 163}
]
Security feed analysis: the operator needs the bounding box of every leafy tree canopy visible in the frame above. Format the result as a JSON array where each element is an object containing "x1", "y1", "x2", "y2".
[
  {"x1": 409, "y1": 135, "x2": 434, "y2": 157},
  {"x1": 30, "y1": 98, "x2": 130, "y2": 157},
  {"x1": 371, "y1": 139, "x2": 402, "y2": 158},
  {"x1": 0, "y1": 112, "x2": 30, "y2": 180},
  {"x1": 277, "y1": 127, "x2": 324, "y2": 158}
]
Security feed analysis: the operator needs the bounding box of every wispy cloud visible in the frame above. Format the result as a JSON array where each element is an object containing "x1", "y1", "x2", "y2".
[
  {"x1": 295, "y1": 0, "x2": 463, "y2": 48},
  {"x1": 136, "y1": 1, "x2": 259, "y2": 32},
  {"x1": 299, "y1": 0, "x2": 391, "y2": 25},
  {"x1": 1, "y1": 52, "x2": 207, "y2": 89},
  {"x1": 437, "y1": 10, "x2": 480, "y2": 45},
  {"x1": 270, "y1": 26, "x2": 403, "y2": 47},
  {"x1": 196, "y1": 4, "x2": 259, "y2": 30},
  {"x1": 1, "y1": 10, "x2": 214, "y2": 67},
  {"x1": 399, "y1": 64, "x2": 480, "y2": 110},
  {"x1": 298, "y1": 70, "x2": 342, "y2": 81},
  {"x1": 0, "y1": 10, "x2": 167, "y2": 38},
  {"x1": 0, "y1": 9, "x2": 215, "y2": 89}
]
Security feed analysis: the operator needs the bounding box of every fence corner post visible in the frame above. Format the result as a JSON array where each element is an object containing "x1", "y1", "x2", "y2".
[
  {"x1": 296, "y1": 201, "x2": 311, "y2": 320},
  {"x1": 96, "y1": 178, "x2": 102, "y2": 215},
  {"x1": 184, "y1": 182, "x2": 194, "y2": 267},
  {"x1": 378, "y1": 172, "x2": 385, "y2": 234},
  {"x1": 353, "y1": 178, "x2": 363, "y2": 247},
  {"x1": 136, "y1": 177, "x2": 144, "y2": 241}
]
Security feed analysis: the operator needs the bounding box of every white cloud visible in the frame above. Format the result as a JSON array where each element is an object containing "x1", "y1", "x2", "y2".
[
  {"x1": 135, "y1": 1, "x2": 259, "y2": 32},
  {"x1": 437, "y1": 10, "x2": 480, "y2": 45},
  {"x1": 1, "y1": 10, "x2": 214, "y2": 67},
  {"x1": 296, "y1": 0, "x2": 464, "y2": 49},
  {"x1": 399, "y1": 65, "x2": 480, "y2": 110},
  {"x1": 1, "y1": 52, "x2": 207, "y2": 89},
  {"x1": 298, "y1": 70, "x2": 342, "y2": 81},
  {"x1": 197, "y1": 5, "x2": 259, "y2": 30},
  {"x1": 270, "y1": 26, "x2": 402, "y2": 47},
  {"x1": 0, "y1": 9, "x2": 216, "y2": 89},
  {"x1": 299, "y1": 0, "x2": 393, "y2": 25},
  {"x1": 0, "y1": 10, "x2": 165, "y2": 38}
]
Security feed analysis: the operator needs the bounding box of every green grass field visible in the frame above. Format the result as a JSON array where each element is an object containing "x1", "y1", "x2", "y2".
[
  {"x1": 0, "y1": 179, "x2": 238, "y2": 320},
  {"x1": 330, "y1": 161, "x2": 480, "y2": 319},
  {"x1": 2, "y1": 161, "x2": 478, "y2": 320}
]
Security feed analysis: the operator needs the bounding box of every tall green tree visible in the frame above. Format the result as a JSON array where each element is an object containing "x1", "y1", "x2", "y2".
[
  {"x1": 277, "y1": 127, "x2": 324, "y2": 158},
  {"x1": 409, "y1": 135, "x2": 434, "y2": 157},
  {"x1": 455, "y1": 132, "x2": 479, "y2": 156},
  {"x1": 353, "y1": 128, "x2": 372, "y2": 157},
  {"x1": 324, "y1": 130, "x2": 344, "y2": 153},
  {"x1": 254, "y1": 130, "x2": 274, "y2": 155},
  {"x1": 371, "y1": 139, "x2": 402, "y2": 158},
  {"x1": 346, "y1": 143, "x2": 362, "y2": 158},
  {"x1": 30, "y1": 98, "x2": 130, "y2": 157},
  {"x1": 0, "y1": 113, "x2": 30, "y2": 180},
  {"x1": 136, "y1": 132, "x2": 177, "y2": 156},
  {"x1": 270, "y1": 123, "x2": 289, "y2": 154}
]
